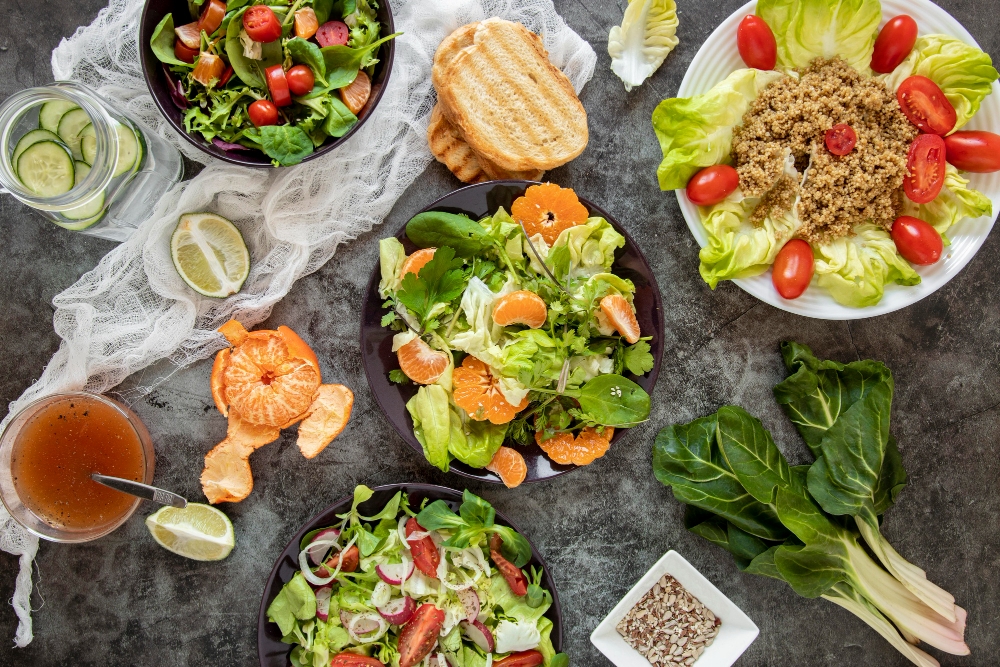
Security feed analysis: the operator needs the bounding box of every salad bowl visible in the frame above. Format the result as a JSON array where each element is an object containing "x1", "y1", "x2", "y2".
[
  {"x1": 257, "y1": 483, "x2": 563, "y2": 666},
  {"x1": 360, "y1": 180, "x2": 665, "y2": 485}
]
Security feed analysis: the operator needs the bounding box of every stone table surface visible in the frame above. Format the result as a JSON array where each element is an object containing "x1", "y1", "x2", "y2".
[{"x1": 2, "y1": 0, "x2": 999, "y2": 665}]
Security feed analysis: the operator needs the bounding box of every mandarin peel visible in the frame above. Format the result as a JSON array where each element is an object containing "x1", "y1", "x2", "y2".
[{"x1": 297, "y1": 384, "x2": 355, "y2": 459}]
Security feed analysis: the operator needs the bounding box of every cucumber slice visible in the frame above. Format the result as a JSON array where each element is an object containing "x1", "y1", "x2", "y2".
[
  {"x1": 16, "y1": 141, "x2": 75, "y2": 197},
  {"x1": 53, "y1": 211, "x2": 105, "y2": 231},
  {"x1": 39, "y1": 100, "x2": 79, "y2": 133},
  {"x1": 62, "y1": 162, "x2": 106, "y2": 221},
  {"x1": 12, "y1": 129, "x2": 63, "y2": 165},
  {"x1": 113, "y1": 122, "x2": 141, "y2": 177},
  {"x1": 57, "y1": 109, "x2": 93, "y2": 161},
  {"x1": 80, "y1": 127, "x2": 97, "y2": 165}
]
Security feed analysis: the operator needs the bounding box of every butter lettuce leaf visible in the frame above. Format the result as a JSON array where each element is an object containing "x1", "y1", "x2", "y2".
[
  {"x1": 448, "y1": 412, "x2": 506, "y2": 468},
  {"x1": 406, "y1": 385, "x2": 453, "y2": 472},
  {"x1": 378, "y1": 237, "x2": 405, "y2": 297},
  {"x1": 757, "y1": 0, "x2": 882, "y2": 72},
  {"x1": 608, "y1": 0, "x2": 679, "y2": 92},
  {"x1": 901, "y1": 164, "x2": 992, "y2": 241},
  {"x1": 813, "y1": 224, "x2": 921, "y2": 308},
  {"x1": 550, "y1": 217, "x2": 625, "y2": 278}
]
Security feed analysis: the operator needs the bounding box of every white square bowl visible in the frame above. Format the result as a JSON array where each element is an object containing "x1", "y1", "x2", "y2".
[{"x1": 590, "y1": 551, "x2": 759, "y2": 667}]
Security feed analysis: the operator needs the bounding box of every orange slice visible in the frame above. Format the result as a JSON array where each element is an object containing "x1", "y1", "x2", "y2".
[
  {"x1": 492, "y1": 290, "x2": 548, "y2": 329},
  {"x1": 397, "y1": 337, "x2": 450, "y2": 385},
  {"x1": 600, "y1": 295, "x2": 641, "y2": 344},
  {"x1": 401, "y1": 247, "x2": 436, "y2": 279},
  {"x1": 511, "y1": 183, "x2": 589, "y2": 245},
  {"x1": 340, "y1": 70, "x2": 371, "y2": 115},
  {"x1": 200, "y1": 410, "x2": 281, "y2": 504},
  {"x1": 486, "y1": 446, "x2": 527, "y2": 488},
  {"x1": 453, "y1": 356, "x2": 529, "y2": 424},
  {"x1": 296, "y1": 384, "x2": 355, "y2": 459},
  {"x1": 535, "y1": 427, "x2": 614, "y2": 466}
]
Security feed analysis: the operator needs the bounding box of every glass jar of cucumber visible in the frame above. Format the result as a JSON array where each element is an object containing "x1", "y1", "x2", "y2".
[{"x1": 0, "y1": 82, "x2": 183, "y2": 241}]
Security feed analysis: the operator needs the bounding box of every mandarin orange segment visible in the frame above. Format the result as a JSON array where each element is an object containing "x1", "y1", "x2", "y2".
[
  {"x1": 397, "y1": 337, "x2": 450, "y2": 385},
  {"x1": 211, "y1": 348, "x2": 231, "y2": 417},
  {"x1": 401, "y1": 247, "x2": 436, "y2": 279},
  {"x1": 492, "y1": 290, "x2": 548, "y2": 329},
  {"x1": 200, "y1": 410, "x2": 281, "y2": 504},
  {"x1": 340, "y1": 70, "x2": 371, "y2": 115},
  {"x1": 486, "y1": 446, "x2": 528, "y2": 489},
  {"x1": 600, "y1": 294, "x2": 641, "y2": 344},
  {"x1": 511, "y1": 183, "x2": 589, "y2": 245},
  {"x1": 453, "y1": 356, "x2": 528, "y2": 424},
  {"x1": 534, "y1": 431, "x2": 576, "y2": 465},
  {"x1": 218, "y1": 319, "x2": 249, "y2": 346},
  {"x1": 296, "y1": 384, "x2": 355, "y2": 459},
  {"x1": 572, "y1": 426, "x2": 614, "y2": 465}
]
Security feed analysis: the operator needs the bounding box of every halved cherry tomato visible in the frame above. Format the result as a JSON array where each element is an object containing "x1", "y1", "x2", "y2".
[
  {"x1": 286, "y1": 65, "x2": 315, "y2": 96},
  {"x1": 197, "y1": 0, "x2": 226, "y2": 35},
  {"x1": 891, "y1": 216, "x2": 942, "y2": 265},
  {"x1": 316, "y1": 20, "x2": 350, "y2": 47},
  {"x1": 219, "y1": 66, "x2": 234, "y2": 87},
  {"x1": 330, "y1": 653, "x2": 384, "y2": 667},
  {"x1": 398, "y1": 604, "x2": 445, "y2": 667},
  {"x1": 174, "y1": 21, "x2": 202, "y2": 50},
  {"x1": 904, "y1": 134, "x2": 947, "y2": 204},
  {"x1": 243, "y1": 5, "x2": 283, "y2": 43},
  {"x1": 944, "y1": 131, "x2": 1000, "y2": 173},
  {"x1": 825, "y1": 124, "x2": 858, "y2": 156},
  {"x1": 405, "y1": 518, "x2": 440, "y2": 578},
  {"x1": 248, "y1": 99, "x2": 279, "y2": 127},
  {"x1": 339, "y1": 70, "x2": 371, "y2": 114},
  {"x1": 771, "y1": 239, "x2": 814, "y2": 300},
  {"x1": 191, "y1": 53, "x2": 225, "y2": 87},
  {"x1": 294, "y1": 7, "x2": 319, "y2": 39},
  {"x1": 174, "y1": 40, "x2": 199, "y2": 64},
  {"x1": 490, "y1": 533, "x2": 528, "y2": 596},
  {"x1": 897, "y1": 76, "x2": 957, "y2": 136},
  {"x1": 316, "y1": 544, "x2": 360, "y2": 577},
  {"x1": 495, "y1": 651, "x2": 545, "y2": 667},
  {"x1": 686, "y1": 165, "x2": 740, "y2": 206},
  {"x1": 737, "y1": 15, "x2": 777, "y2": 70},
  {"x1": 871, "y1": 15, "x2": 918, "y2": 74},
  {"x1": 265, "y1": 64, "x2": 292, "y2": 107}
]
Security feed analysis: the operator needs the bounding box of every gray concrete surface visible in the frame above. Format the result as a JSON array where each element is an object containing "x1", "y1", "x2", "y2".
[{"x1": 1, "y1": 0, "x2": 998, "y2": 665}]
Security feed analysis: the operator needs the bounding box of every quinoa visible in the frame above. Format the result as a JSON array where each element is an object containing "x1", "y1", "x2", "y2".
[{"x1": 731, "y1": 57, "x2": 918, "y2": 244}]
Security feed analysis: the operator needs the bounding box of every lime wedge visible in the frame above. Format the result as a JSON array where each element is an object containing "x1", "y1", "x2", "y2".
[
  {"x1": 170, "y1": 213, "x2": 250, "y2": 298},
  {"x1": 145, "y1": 503, "x2": 235, "y2": 561}
]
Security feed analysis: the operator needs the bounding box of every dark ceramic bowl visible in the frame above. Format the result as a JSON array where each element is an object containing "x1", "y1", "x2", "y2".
[
  {"x1": 360, "y1": 181, "x2": 665, "y2": 484},
  {"x1": 139, "y1": 0, "x2": 395, "y2": 167},
  {"x1": 257, "y1": 483, "x2": 564, "y2": 666}
]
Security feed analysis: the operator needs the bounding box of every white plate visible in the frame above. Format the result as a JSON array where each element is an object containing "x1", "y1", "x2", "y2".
[
  {"x1": 675, "y1": 0, "x2": 1000, "y2": 320},
  {"x1": 590, "y1": 550, "x2": 759, "y2": 667}
]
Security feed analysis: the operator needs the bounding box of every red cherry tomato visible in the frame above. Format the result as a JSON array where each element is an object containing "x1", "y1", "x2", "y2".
[
  {"x1": 197, "y1": 0, "x2": 227, "y2": 35},
  {"x1": 243, "y1": 5, "x2": 283, "y2": 43},
  {"x1": 397, "y1": 604, "x2": 445, "y2": 667},
  {"x1": 772, "y1": 240, "x2": 815, "y2": 300},
  {"x1": 891, "y1": 216, "x2": 942, "y2": 265},
  {"x1": 737, "y1": 15, "x2": 777, "y2": 70},
  {"x1": 316, "y1": 544, "x2": 360, "y2": 577},
  {"x1": 490, "y1": 533, "x2": 528, "y2": 596},
  {"x1": 494, "y1": 651, "x2": 545, "y2": 667},
  {"x1": 904, "y1": 134, "x2": 947, "y2": 204},
  {"x1": 316, "y1": 20, "x2": 350, "y2": 47},
  {"x1": 897, "y1": 76, "x2": 957, "y2": 136},
  {"x1": 944, "y1": 131, "x2": 1000, "y2": 173},
  {"x1": 686, "y1": 165, "x2": 740, "y2": 206},
  {"x1": 871, "y1": 15, "x2": 918, "y2": 74},
  {"x1": 248, "y1": 99, "x2": 279, "y2": 127},
  {"x1": 330, "y1": 653, "x2": 384, "y2": 667},
  {"x1": 174, "y1": 40, "x2": 199, "y2": 64},
  {"x1": 286, "y1": 65, "x2": 315, "y2": 96},
  {"x1": 264, "y1": 64, "x2": 292, "y2": 107},
  {"x1": 405, "y1": 518, "x2": 440, "y2": 578},
  {"x1": 825, "y1": 124, "x2": 858, "y2": 156},
  {"x1": 219, "y1": 66, "x2": 234, "y2": 87}
]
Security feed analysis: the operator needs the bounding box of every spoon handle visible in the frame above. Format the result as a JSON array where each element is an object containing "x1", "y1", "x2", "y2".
[{"x1": 91, "y1": 473, "x2": 188, "y2": 508}]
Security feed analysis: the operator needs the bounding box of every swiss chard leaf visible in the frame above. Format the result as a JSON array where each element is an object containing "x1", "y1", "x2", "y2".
[
  {"x1": 406, "y1": 212, "x2": 492, "y2": 257},
  {"x1": 396, "y1": 246, "x2": 467, "y2": 322},
  {"x1": 683, "y1": 505, "x2": 774, "y2": 570},
  {"x1": 260, "y1": 125, "x2": 314, "y2": 166},
  {"x1": 150, "y1": 14, "x2": 192, "y2": 68},
  {"x1": 873, "y1": 435, "x2": 907, "y2": 516},
  {"x1": 773, "y1": 543, "x2": 848, "y2": 599},
  {"x1": 716, "y1": 405, "x2": 799, "y2": 504},
  {"x1": 286, "y1": 37, "x2": 328, "y2": 84}
]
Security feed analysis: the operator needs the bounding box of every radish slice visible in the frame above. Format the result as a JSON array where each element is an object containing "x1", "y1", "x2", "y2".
[
  {"x1": 315, "y1": 586, "x2": 332, "y2": 621},
  {"x1": 460, "y1": 620, "x2": 495, "y2": 652},
  {"x1": 371, "y1": 581, "x2": 392, "y2": 608},
  {"x1": 377, "y1": 596, "x2": 416, "y2": 624},
  {"x1": 457, "y1": 588, "x2": 480, "y2": 622},
  {"x1": 306, "y1": 529, "x2": 340, "y2": 565},
  {"x1": 377, "y1": 561, "x2": 415, "y2": 585},
  {"x1": 342, "y1": 610, "x2": 387, "y2": 643},
  {"x1": 300, "y1": 534, "x2": 357, "y2": 586},
  {"x1": 436, "y1": 546, "x2": 448, "y2": 581}
]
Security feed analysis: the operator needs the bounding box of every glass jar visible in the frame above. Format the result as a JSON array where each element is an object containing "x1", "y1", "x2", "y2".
[{"x1": 0, "y1": 81, "x2": 183, "y2": 241}]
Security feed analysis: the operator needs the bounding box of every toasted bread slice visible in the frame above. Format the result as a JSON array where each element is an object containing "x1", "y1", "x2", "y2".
[
  {"x1": 432, "y1": 22, "x2": 479, "y2": 94},
  {"x1": 436, "y1": 19, "x2": 588, "y2": 172}
]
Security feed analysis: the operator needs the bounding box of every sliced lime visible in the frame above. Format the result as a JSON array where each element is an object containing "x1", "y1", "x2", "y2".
[
  {"x1": 145, "y1": 503, "x2": 235, "y2": 561},
  {"x1": 170, "y1": 213, "x2": 250, "y2": 298}
]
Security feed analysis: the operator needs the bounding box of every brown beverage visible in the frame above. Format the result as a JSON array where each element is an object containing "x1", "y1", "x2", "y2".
[{"x1": 9, "y1": 395, "x2": 146, "y2": 531}]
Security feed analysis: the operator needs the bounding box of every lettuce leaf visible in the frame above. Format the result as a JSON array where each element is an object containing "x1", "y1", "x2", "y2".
[
  {"x1": 378, "y1": 237, "x2": 405, "y2": 297},
  {"x1": 883, "y1": 35, "x2": 999, "y2": 131},
  {"x1": 549, "y1": 217, "x2": 625, "y2": 278},
  {"x1": 608, "y1": 0, "x2": 679, "y2": 91},
  {"x1": 813, "y1": 224, "x2": 921, "y2": 308},
  {"x1": 756, "y1": 0, "x2": 882, "y2": 72},
  {"x1": 653, "y1": 68, "x2": 785, "y2": 190},
  {"x1": 901, "y1": 164, "x2": 992, "y2": 241},
  {"x1": 448, "y1": 413, "x2": 506, "y2": 468},
  {"x1": 406, "y1": 385, "x2": 453, "y2": 472},
  {"x1": 266, "y1": 572, "x2": 317, "y2": 636}
]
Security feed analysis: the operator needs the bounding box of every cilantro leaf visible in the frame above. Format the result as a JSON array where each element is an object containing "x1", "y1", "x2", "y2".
[
  {"x1": 623, "y1": 340, "x2": 655, "y2": 376},
  {"x1": 396, "y1": 246, "x2": 467, "y2": 321},
  {"x1": 388, "y1": 369, "x2": 410, "y2": 384},
  {"x1": 381, "y1": 311, "x2": 398, "y2": 327}
]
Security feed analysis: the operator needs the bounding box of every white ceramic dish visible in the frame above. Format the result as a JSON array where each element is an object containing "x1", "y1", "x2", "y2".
[
  {"x1": 675, "y1": 0, "x2": 1000, "y2": 320},
  {"x1": 590, "y1": 550, "x2": 759, "y2": 667}
]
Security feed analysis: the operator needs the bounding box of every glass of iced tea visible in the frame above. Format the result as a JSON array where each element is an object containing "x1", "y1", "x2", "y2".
[{"x1": 0, "y1": 392, "x2": 155, "y2": 542}]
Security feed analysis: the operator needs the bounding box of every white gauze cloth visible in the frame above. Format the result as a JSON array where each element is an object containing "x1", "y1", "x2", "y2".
[{"x1": 0, "y1": 0, "x2": 595, "y2": 647}]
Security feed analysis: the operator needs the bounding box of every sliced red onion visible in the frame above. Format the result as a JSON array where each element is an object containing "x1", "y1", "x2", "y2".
[
  {"x1": 212, "y1": 138, "x2": 253, "y2": 151},
  {"x1": 436, "y1": 546, "x2": 448, "y2": 581},
  {"x1": 457, "y1": 588, "x2": 480, "y2": 622},
  {"x1": 376, "y1": 561, "x2": 414, "y2": 585},
  {"x1": 460, "y1": 620, "x2": 495, "y2": 652},
  {"x1": 315, "y1": 586, "x2": 332, "y2": 621},
  {"x1": 377, "y1": 596, "x2": 416, "y2": 624},
  {"x1": 162, "y1": 64, "x2": 189, "y2": 110}
]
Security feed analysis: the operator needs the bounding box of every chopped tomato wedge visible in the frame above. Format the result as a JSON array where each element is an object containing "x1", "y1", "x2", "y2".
[
  {"x1": 243, "y1": 5, "x2": 283, "y2": 43},
  {"x1": 316, "y1": 544, "x2": 359, "y2": 577},
  {"x1": 904, "y1": 134, "x2": 947, "y2": 204},
  {"x1": 294, "y1": 7, "x2": 319, "y2": 40},
  {"x1": 174, "y1": 21, "x2": 202, "y2": 50},
  {"x1": 316, "y1": 20, "x2": 350, "y2": 47},
  {"x1": 174, "y1": 40, "x2": 199, "y2": 64},
  {"x1": 265, "y1": 64, "x2": 292, "y2": 107},
  {"x1": 397, "y1": 604, "x2": 445, "y2": 667},
  {"x1": 494, "y1": 651, "x2": 545, "y2": 667},
  {"x1": 405, "y1": 517, "x2": 440, "y2": 578},
  {"x1": 191, "y1": 53, "x2": 226, "y2": 87},
  {"x1": 330, "y1": 653, "x2": 384, "y2": 667},
  {"x1": 897, "y1": 76, "x2": 957, "y2": 136},
  {"x1": 197, "y1": 0, "x2": 226, "y2": 35},
  {"x1": 489, "y1": 533, "x2": 528, "y2": 596}
]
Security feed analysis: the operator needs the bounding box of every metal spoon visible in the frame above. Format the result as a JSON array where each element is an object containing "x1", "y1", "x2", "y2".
[{"x1": 91, "y1": 473, "x2": 188, "y2": 508}]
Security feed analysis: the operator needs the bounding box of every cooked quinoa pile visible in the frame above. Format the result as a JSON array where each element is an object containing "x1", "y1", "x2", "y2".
[{"x1": 731, "y1": 57, "x2": 918, "y2": 244}]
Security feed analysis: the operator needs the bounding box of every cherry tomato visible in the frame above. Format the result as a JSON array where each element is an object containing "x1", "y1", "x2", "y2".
[
  {"x1": 286, "y1": 65, "x2": 315, "y2": 96},
  {"x1": 944, "y1": 131, "x2": 1000, "y2": 173},
  {"x1": 317, "y1": 544, "x2": 360, "y2": 576},
  {"x1": 892, "y1": 216, "x2": 942, "y2": 265},
  {"x1": 904, "y1": 134, "x2": 946, "y2": 204},
  {"x1": 174, "y1": 40, "x2": 199, "y2": 64},
  {"x1": 248, "y1": 99, "x2": 279, "y2": 127},
  {"x1": 197, "y1": 0, "x2": 226, "y2": 35},
  {"x1": 825, "y1": 124, "x2": 858, "y2": 156},
  {"x1": 494, "y1": 651, "x2": 545, "y2": 667},
  {"x1": 686, "y1": 165, "x2": 740, "y2": 206},
  {"x1": 870, "y1": 15, "x2": 918, "y2": 74},
  {"x1": 174, "y1": 21, "x2": 202, "y2": 50},
  {"x1": 330, "y1": 653, "x2": 384, "y2": 667},
  {"x1": 294, "y1": 7, "x2": 319, "y2": 39},
  {"x1": 397, "y1": 604, "x2": 445, "y2": 667},
  {"x1": 219, "y1": 66, "x2": 234, "y2": 87},
  {"x1": 490, "y1": 533, "x2": 528, "y2": 596},
  {"x1": 265, "y1": 64, "x2": 292, "y2": 107},
  {"x1": 737, "y1": 15, "x2": 777, "y2": 70},
  {"x1": 243, "y1": 5, "x2": 282, "y2": 43},
  {"x1": 771, "y1": 239, "x2": 814, "y2": 300},
  {"x1": 316, "y1": 20, "x2": 350, "y2": 47},
  {"x1": 405, "y1": 518, "x2": 440, "y2": 578},
  {"x1": 897, "y1": 76, "x2": 957, "y2": 136}
]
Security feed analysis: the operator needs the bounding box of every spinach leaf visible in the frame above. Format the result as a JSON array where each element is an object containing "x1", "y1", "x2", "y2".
[
  {"x1": 226, "y1": 0, "x2": 249, "y2": 10},
  {"x1": 260, "y1": 125, "x2": 314, "y2": 166},
  {"x1": 321, "y1": 32, "x2": 401, "y2": 75},
  {"x1": 150, "y1": 14, "x2": 192, "y2": 68},
  {"x1": 286, "y1": 37, "x2": 328, "y2": 84},
  {"x1": 323, "y1": 97, "x2": 358, "y2": 137},
  {"x1": 226, "y1": 7, "x2": 283, "y2": 88},
  {"x1": 406, "y1": 212, "x2": 492, "y2": 257},
  {"x1": 563, "y1": 374, "x2": 650, "y2": 427}
]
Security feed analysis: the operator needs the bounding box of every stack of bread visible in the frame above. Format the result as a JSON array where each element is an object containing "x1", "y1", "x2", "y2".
[{"x1": 428, "y1": 18, "x2": 589, "y2": 183}]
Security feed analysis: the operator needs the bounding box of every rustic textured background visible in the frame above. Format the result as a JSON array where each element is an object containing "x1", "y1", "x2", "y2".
[{"x1": 1, "y1": 0, "x2": 998, "y2": 665}]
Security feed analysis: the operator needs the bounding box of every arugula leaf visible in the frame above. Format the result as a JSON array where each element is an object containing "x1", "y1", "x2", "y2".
[
  {"x1": 286, "y1": 37, "x2": 328, "y2": 85},
  {"x1": 150, "y1": 14, "x2": 192, "y2": 68},
  {"x1": 396, "y1": 246, "x2": 467, "y2": 322},
  {"x1": 406, "y1": 211, "x2": 493, "y2": 257},
  {"x1": 260, "y1": 125, "x2": 314, "y2": 166},
  {"x1": 623, "y1": 339, "x2": 654, "y2": 376},
  {"x1": 388, "y1": 369, "x2": 410, "y2": 384}
]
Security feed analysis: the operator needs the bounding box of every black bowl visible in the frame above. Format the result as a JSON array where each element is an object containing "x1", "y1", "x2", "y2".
[
  {"x1": 257, "y1": 483, "x2": 564, "y2": 666},
  {"x1": 360, "y1": 181, "x2": 665, "y2": 484},
  {"x1": 139, "y1": 0, "x2": 395, "y2": 167}
]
